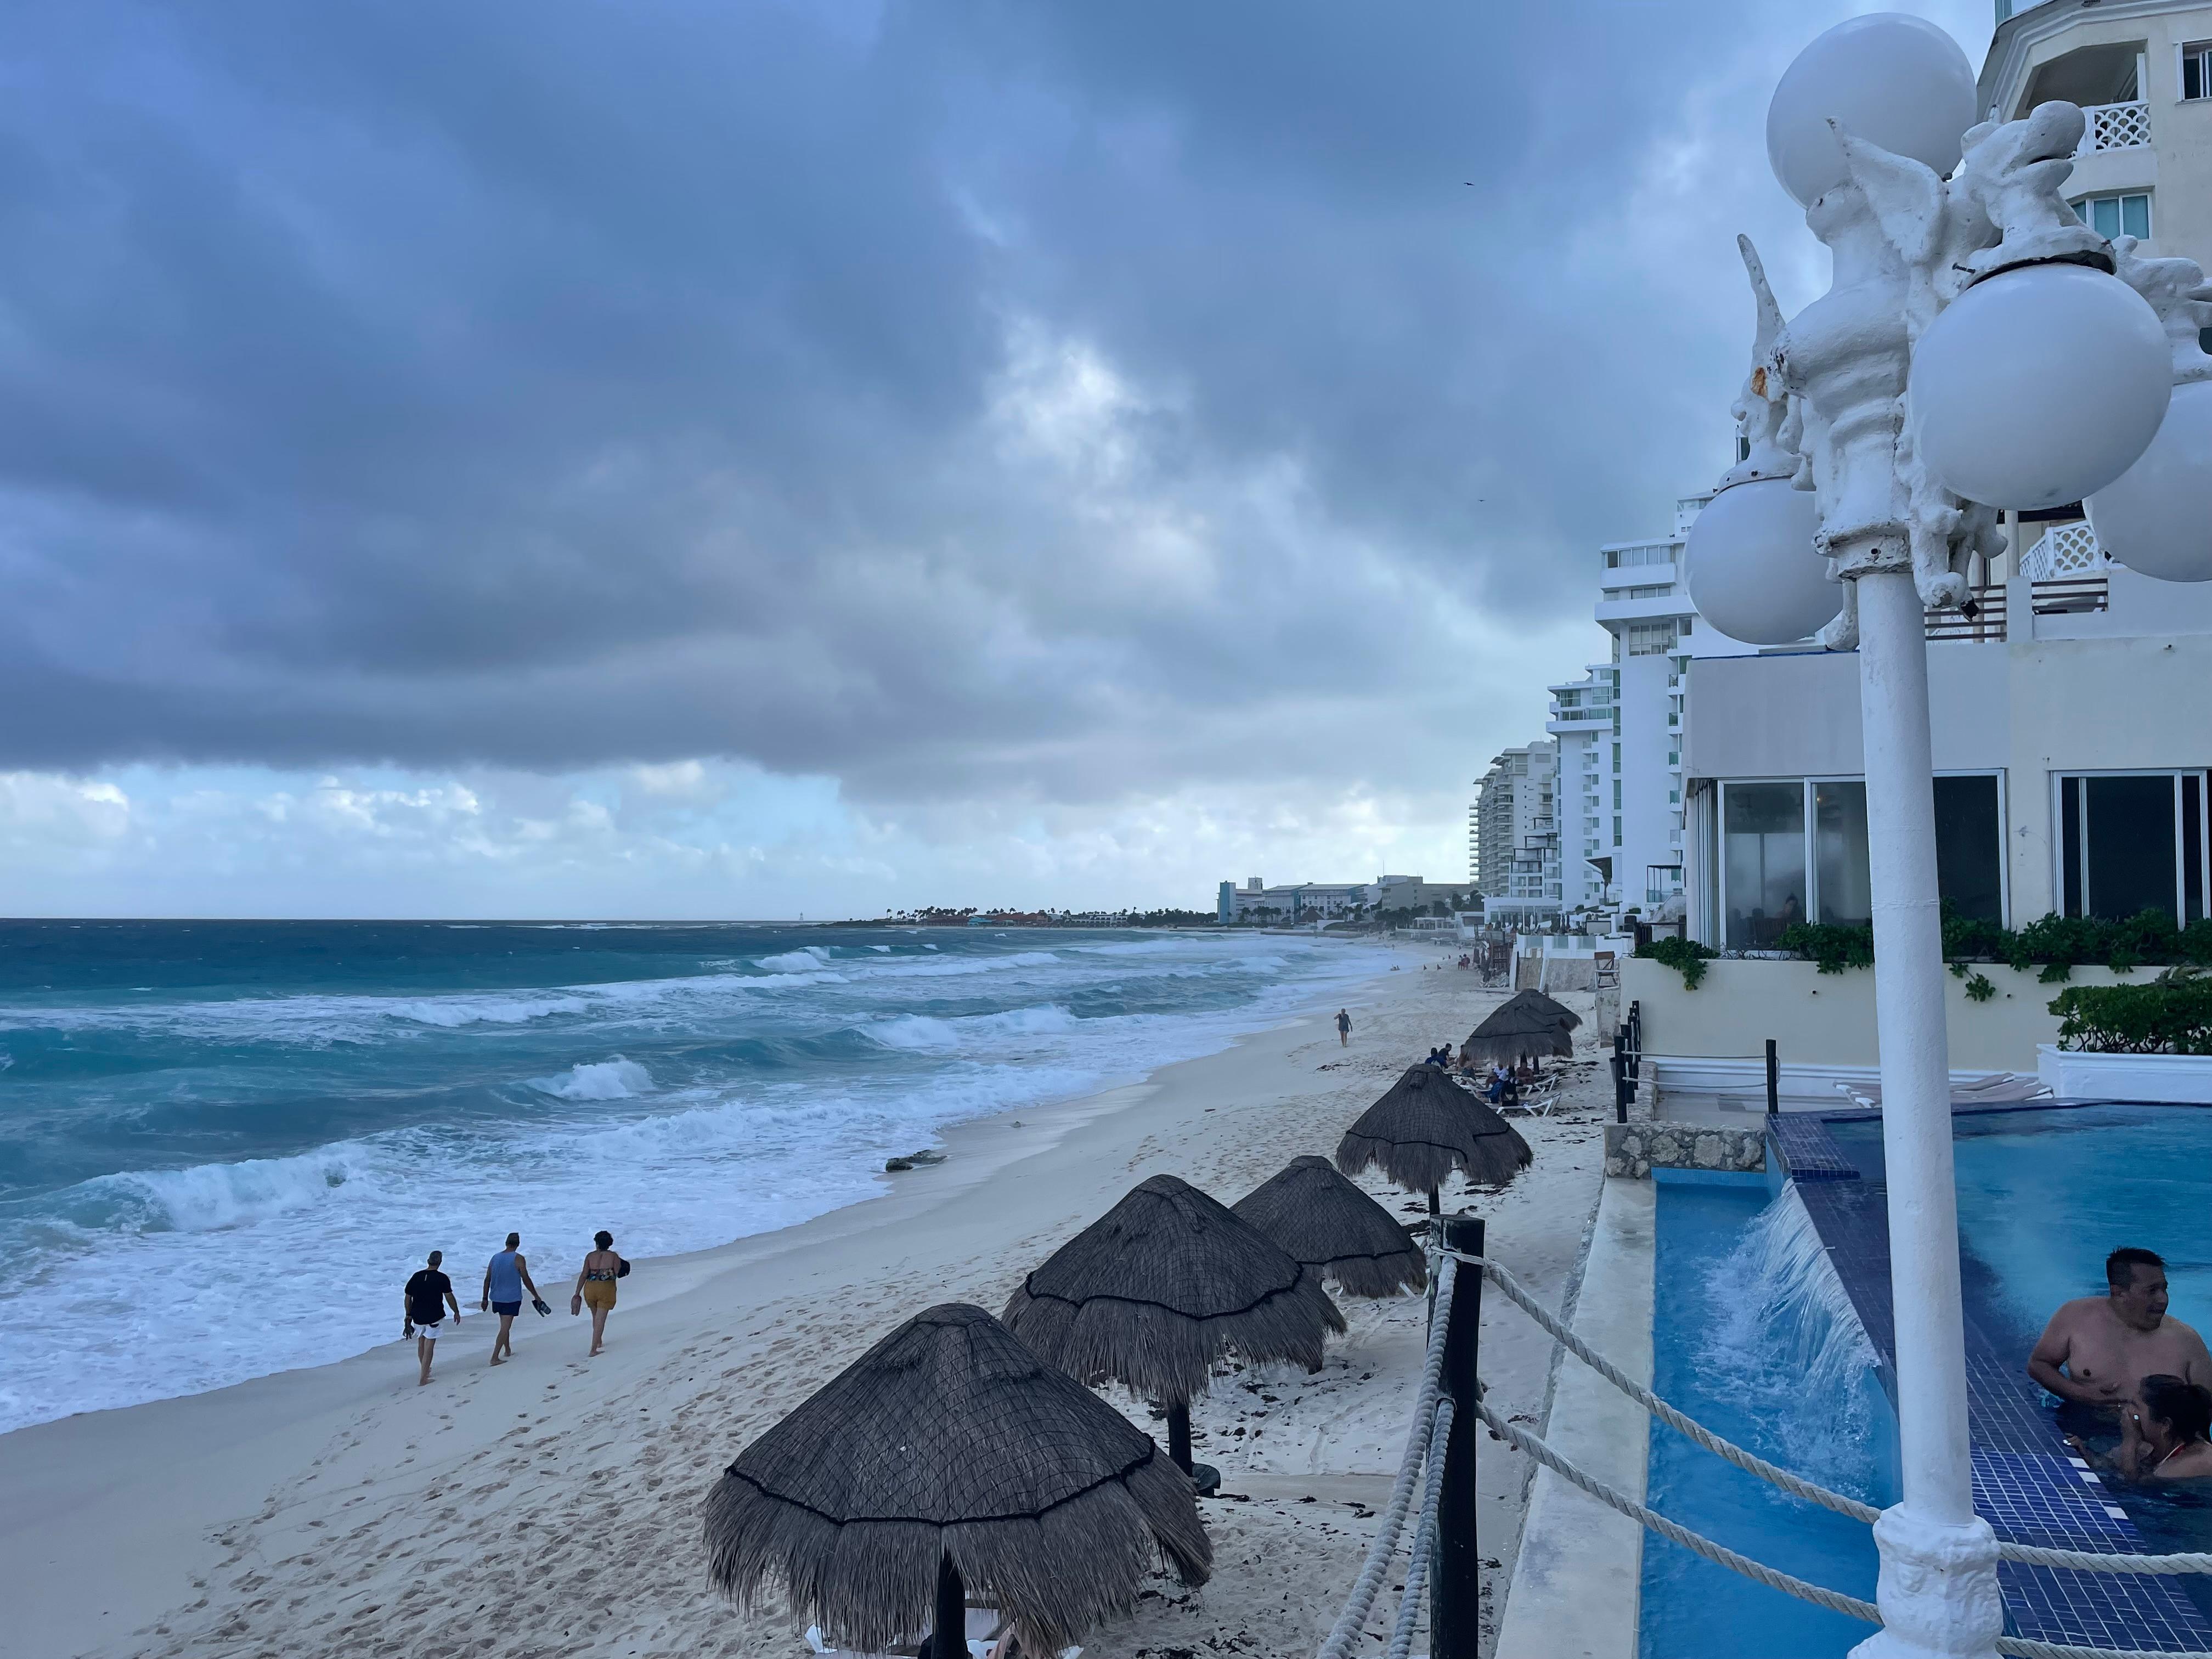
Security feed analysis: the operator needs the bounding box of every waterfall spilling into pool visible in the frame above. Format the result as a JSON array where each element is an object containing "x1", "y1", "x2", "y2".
[
  {"x1": 1709, "y1": 1185, "x2": 1887, "y2": 1503},
  {"x1": 1641, "y1": 1180, "x2": 1895, "y2": 1658}
]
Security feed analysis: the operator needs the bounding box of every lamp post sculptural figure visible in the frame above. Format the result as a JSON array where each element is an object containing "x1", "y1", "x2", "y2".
[{"x1": 1716, "y1": 16, "x2": 2177, "y2": 1658}]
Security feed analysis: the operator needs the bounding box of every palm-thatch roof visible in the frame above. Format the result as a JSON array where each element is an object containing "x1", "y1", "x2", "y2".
[
  {"x1": 704, "y1": 1303, "x2": 1211, "y2": 1655},
  {"x1": 1461, "y1": 999, "x2": 1577, "y2": 1066},
  {"x1": 1494, "y1": 988, "x2": 1581, "y2": 1032},
  {"x1": 1232, "y1": 1155, "x2": 1426, "y2": 1299},
  {"x1": 1335, "y1": 1065, "x2": 1533, "y2": 1197},
  {"x1": 1003, "y1": 1173, "x2": 1346, "y2": 1407}
]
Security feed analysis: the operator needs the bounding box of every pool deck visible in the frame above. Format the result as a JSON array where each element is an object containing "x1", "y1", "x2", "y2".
[
  {"x1": 1773, "y1": 1106, "x2": 2212, "y2": 1654},
  {"x1": 1493, "y1": 1177, "x2": 1655, "y2": 1659}
]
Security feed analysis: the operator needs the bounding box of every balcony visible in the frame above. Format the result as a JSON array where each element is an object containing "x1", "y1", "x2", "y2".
[{"x1": 2079, "y1": 100, "x2": 2149, "y2": 155}]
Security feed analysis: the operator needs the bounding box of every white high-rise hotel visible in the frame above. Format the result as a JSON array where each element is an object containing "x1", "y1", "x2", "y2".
[{"x1": 1486, "y1": 0, "x2": 2212, "y2": 929}]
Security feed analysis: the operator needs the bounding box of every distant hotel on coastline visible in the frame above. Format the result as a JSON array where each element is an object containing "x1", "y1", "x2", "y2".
[{"x1": 1215, "y1": 873, "x2": 1471, "y2": 925}]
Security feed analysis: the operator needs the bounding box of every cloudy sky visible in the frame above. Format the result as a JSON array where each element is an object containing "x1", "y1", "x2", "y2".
[{"x1": 0, "y1": 1, "x2": 1991, "y2": 918}]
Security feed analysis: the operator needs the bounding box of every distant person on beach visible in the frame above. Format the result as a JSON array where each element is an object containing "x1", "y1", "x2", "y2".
[
  {"x1": 403, "y1": 1250, "x2": 460, "y2": 1386},
  {"x1": 480, "y1": 1232, "x2": 544, "y2": 1367},
  {"x1": 572, "y1": 1231, "x2": 624, "y2": 1357},
  {"x1": 1336, "y1": 1009, "x2": 1351, "y2": 1047},
  {"x1": 2069, "y1": 1374, "x2": 2212, "y2": 1481},
  {"x1": 2030, "y1": 1248, "x2": 2212, "y2": 1431}
]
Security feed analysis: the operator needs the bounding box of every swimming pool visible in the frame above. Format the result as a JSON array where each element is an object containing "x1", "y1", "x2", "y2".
[{"x1": 1639, "y1": 1178, "x2": 1897, "y2": 1658}]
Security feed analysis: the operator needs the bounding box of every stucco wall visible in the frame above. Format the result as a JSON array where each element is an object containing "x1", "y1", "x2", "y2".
[
  {"x1": 1622, "y1": 955, "x2": 2136, "y2": 1073},
  {"x1": 1684, "y1": 630, "x2": 2212, "y2": 927}
]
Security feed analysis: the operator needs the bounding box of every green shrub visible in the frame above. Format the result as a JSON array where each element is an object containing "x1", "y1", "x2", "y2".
[
  {"x1": 1635, "y1": 935, "x2": 1719, "y2": 989},
  {"x1": 2049, "y1": 968, "x2": 2212, "y2": 1054},
  {"x1": 1776, "y1": 922, "x2": 1874, "y2": 975}
]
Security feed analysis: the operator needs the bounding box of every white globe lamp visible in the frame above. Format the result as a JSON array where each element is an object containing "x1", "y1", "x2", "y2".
[
  {"x1": 1766, "y1": 13, "x2": 1978, "y2": 207},
  {"x1": 1685, "y1": 477, "x2": 1839, "y2": 645},
  {"x1": 1908, "y1": 263, "x2": 2170, "y2": 510},
  {"x1": 2087, "y1": 379, "x2": 2212, "y2": 581}
]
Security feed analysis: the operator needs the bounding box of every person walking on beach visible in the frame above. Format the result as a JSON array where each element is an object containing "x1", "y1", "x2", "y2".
[
  {"x1": 480, "y1": 1232, "x2": 543, "y2": 1367},
  {"x1": 403, "y1": 1250, "x2": 460, "y2": 1387},
  {"x1": 1336, "y1": 1008, "x2": 1351, "y2": 1047},
  {"x1": 571, "y1": 1231, "x2": 624, "y2": 1357}
]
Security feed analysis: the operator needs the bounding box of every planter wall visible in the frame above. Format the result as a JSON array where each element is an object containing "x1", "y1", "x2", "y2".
[
  {"x1": 2036, "y1": 1045, "x2": 2212, "y2": 1103},
  {"x1": 1623, "y1": 957, "x2": 2139, "y2": 1077}
]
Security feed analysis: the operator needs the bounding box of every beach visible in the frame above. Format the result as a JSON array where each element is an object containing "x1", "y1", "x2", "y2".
[{"x1": 0, "y1": 946, "x2": 1609, "y2": 1659}]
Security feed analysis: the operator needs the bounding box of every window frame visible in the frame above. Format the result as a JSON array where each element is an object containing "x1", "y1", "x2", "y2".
[
  {"x1": 2050, "y1": 769, "x2": 2212, "y2": 924},
  {"x1": 2072, "y1": 191, "x2": 2152, "y2": 242},
  {"x1": 2183, "y1": 41, "x2": 2212, "y2": 101},
  {"x1": 1718, "y1": 771, "x2": 2009, "y2": 949}
]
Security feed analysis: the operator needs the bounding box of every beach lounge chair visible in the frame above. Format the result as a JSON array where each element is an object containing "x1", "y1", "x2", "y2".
[{"x1": 1831, "y1": 1072, "x2": 2052, "y2": 1111}]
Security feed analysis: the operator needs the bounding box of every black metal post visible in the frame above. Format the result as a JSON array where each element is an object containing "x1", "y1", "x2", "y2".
[
  {"x1": 1431, "y1": 1213, "x2": 1484, "y2": 1659},
  {"x1": 932, "y1": 1552, "x2": 964, "y2": 1659},
  {"x1": 1166, "y1": 1400, "x2": 1193, "y2": 1471},
  {"x1": 1427, "y1": 1184, "x2": 1441, "y2": 1216},
  {"x1": 1765, "y1": 1037, "x2": 1780, "y2": 1117}
]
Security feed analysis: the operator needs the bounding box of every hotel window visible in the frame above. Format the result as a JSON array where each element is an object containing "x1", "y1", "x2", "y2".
[
  {"x1": 1626, "y1": 620, "x2": 1678, "y2": 656},
  {"x1": 2057, "y1": 772, "x2": 2210, "y2": 923},
  {"x1": 2073, "y1": 193, "x2": 2151, "y2": 242},
  {"x1": 2186, "y1": 42, "x2": 2212, "y2": 100},
  {"x1": 1721, "y1": 775, "x2": 2004, "y2": 949}
]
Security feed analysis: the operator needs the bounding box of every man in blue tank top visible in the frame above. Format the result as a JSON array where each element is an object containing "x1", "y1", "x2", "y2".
[{"x1": 479, "y1": 1233, "x2": 543, "y2": 1367}]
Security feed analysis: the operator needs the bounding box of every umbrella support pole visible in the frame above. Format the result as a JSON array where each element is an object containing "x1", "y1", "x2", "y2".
[
  {"x1": 1430, "y1": 1213, "x2": 1485, "y2": 1659},
  {"x1": 1426, "y1": 1187, "x2": 1440, "y2": 1215},
  {"x1": 933, "y1": 1553, "x2": 964, "y2": 1659},
  {"x1": 1164, "y1": 1402, "x2": 1220, "y2": 1498}
]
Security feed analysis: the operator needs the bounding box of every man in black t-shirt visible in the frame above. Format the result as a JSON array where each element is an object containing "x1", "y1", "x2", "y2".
[{"x1": 403, "y1": 1250, "x2": 460, "y2": 1387}]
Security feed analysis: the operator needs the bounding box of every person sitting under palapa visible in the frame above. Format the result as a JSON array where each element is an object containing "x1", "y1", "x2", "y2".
[
  {"x1": 2029, "y1": 1246, "x2": 2212, "y2": 1435},
  {"x1": 2069, "y1": 1373, "x2": 2212, "y2": 1482}
]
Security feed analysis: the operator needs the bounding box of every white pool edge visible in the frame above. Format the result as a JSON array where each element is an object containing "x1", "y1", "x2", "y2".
[{"x1": 1492, "y1": 1176, "x2": 1656, "y2": 1659}]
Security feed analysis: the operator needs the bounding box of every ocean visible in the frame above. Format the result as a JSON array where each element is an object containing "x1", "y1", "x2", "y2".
[{"x1": 0, "y1": 919, "x2": 1391, "y2": 1435}]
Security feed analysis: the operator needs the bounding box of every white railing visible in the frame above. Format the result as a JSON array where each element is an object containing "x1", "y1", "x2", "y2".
[
  {"x1": 2079, "y1": 100, "x2": 2150, "y2": 154},
  {"x1": 2017, "y1": 519, "x2": 2107, "y2": 580}
]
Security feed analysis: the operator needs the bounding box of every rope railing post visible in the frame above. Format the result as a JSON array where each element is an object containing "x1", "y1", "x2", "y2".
[{"x1": 1431, "y1": 1214, "x2": 1484, "y2": 1659}]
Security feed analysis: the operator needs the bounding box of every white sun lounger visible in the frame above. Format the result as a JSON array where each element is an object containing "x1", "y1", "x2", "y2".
[{"x1": 1832, "y1": 1072, "x2": 2053, "y2": 1111}]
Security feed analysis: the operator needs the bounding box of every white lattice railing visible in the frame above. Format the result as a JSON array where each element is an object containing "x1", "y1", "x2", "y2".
[
  {"x1": 2018, "y1": 520, "x2": 2108, "y2": 580},
  {"x1": 2080, "y1": 100, "x2": 2151, "y2": 153}
]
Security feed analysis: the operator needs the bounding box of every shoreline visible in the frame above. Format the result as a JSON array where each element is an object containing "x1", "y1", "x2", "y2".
[{"x1": 2, "y1": 940, "x2": 1604, "y2": 1659}]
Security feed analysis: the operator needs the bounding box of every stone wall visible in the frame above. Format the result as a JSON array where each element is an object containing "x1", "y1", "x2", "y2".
[{"x1": 1603, "y1": 1121, "x2": 1766, "y2": 1178}]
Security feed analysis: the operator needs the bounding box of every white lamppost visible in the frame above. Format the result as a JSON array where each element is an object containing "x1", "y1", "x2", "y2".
[{"x1": 1693, "y1": 13, "x2": 2212, "y2": 1657}]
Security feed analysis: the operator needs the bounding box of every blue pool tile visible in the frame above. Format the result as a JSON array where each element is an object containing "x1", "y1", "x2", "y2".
[{"x1": 1768, "y1": 1115, "x2": 1860, "y2": 1181}]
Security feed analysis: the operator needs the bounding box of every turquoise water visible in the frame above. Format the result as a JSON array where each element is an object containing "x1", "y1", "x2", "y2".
[
  {"x1": 1830, "y1": 1106, "x2": 2212, "y2": 1370},
  {"x1": 0, "y1": 919, "x2": 1391, "y2": 1433},
  {"x1": 1639, "y1": 1182, "x2": 1897, "y2": 1659}
]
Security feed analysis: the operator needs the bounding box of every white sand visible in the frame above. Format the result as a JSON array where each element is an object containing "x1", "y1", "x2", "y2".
[{"x1": 0, "y1": 946, "x2": 1610, "y2": 1659}]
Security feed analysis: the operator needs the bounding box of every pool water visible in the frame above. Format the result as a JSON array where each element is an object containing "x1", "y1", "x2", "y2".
[
  {"x1": 1639, "y1": 1180, "x2": 1899, "y2": 1658},
  {"x1": 1830, "y1": 1105, "x2": 2212, "y2": 1370},
  {"x1": 1831, "y1": 1102, "x2": 2212, "y2": 1567}
]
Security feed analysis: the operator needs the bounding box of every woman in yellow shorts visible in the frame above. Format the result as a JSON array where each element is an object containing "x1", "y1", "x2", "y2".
[{"x1": 570, "y1": 1229, "x2": 624, "y2": 1356}]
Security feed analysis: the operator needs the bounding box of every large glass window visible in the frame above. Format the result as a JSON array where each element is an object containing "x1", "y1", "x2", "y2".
[
  {"x1": 2073, "y1": 193, "x2": 2151, "y2": 241},
  {"x1": 1814, "y1": 782, "x2": 1871, "y2": 928},
  {"x1": 1722, "y1": 774, "x2": 2005, "y2": 946},
  {"x1": 1934, "y1": 776, "x2": 2004, "y2": 924},
  {"x1": 1723, "y1": 782, "x2": 1806, "y2": 949},
  {"x1": 2058, "y1": 772, "x2": 2211, "y2": 923}
]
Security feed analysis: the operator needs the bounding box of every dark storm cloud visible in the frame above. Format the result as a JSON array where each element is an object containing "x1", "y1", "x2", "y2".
[{"x1": 0, "y1": 0, "x2": 1876, "y2": 798}]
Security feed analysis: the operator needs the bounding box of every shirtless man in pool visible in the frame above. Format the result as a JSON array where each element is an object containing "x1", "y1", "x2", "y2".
[{"x1": 2028, "y1": 1247, "x2": 2212, "y2": 1427}]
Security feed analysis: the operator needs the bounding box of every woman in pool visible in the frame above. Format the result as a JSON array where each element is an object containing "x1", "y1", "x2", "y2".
[
  {"x1": 569, "y1": 1229, "x2": 624, "y2": 1357},
  {"x1": 2070, "y1": 1374, "x2": 2212, "y2": 1481}
]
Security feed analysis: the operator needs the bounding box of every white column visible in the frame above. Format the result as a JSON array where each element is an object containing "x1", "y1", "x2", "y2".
[{"x1": 1850, "y1": 569, "x2": 2001, "y2": 1659}]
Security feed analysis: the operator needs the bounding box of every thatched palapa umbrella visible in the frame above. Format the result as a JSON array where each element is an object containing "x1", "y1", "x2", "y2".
[
  {"x1": 1335, "y1": 1065, "x2": 1532, "y2": 1212},
  {"x1": 1462, "y1": 998, "x2": 1577, "y2": 1070},
  {"x1": 1232, "y1": 1155, "x2": 1427, "y2": 1298},
  {"x1": 705, "y1": 1303, "x2": 1210, "y2": 1659},
  {"x1": 1003, "y1": 1173, "x2": 1345, "y2": 1486},
  {"x1": 1494, "y1": 988, "x2": 1581, "y2": 1032}
]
